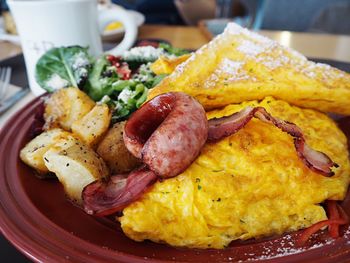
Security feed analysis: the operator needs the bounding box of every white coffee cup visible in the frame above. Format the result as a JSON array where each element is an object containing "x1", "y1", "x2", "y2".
[{"x1": 8, "y1": 0, "x2": 138, "y2": 96}]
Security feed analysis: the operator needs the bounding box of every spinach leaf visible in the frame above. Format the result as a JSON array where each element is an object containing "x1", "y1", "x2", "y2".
[{"x1": 35, "y1": 46, "x2": 92, "y2": 92}]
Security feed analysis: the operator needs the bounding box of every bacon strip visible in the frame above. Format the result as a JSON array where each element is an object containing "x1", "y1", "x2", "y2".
[
  {"x1": 337, "y1": 204, "x2": 349, "y2": 225},
  {"x1": 83, "y1": 166, "x2": 157, "y2": 216},
  {"x1": 296, "y1": 219, "x2": 343, "y2": 246},
  {"x1": 327, "y1": 200, "x2": 340, "y2": 238},
  {"x1": 207, "y1": 106, "x2": 256, "y2": 141},
  {"x1": 297, "y1": 202, "x2": 349, "y2": 246},
  {"x1": 208, "y1": 106, "x2": 338, "y2": 177}
]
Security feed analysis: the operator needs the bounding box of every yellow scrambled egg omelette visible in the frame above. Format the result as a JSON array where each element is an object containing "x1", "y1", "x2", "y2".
[{"x1": 120, "y1": 97, "x2": 350, "y2": 249}]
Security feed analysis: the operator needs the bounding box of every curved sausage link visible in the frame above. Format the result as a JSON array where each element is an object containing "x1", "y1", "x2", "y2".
[{"x1": 124, "y1": 92, "x2": 208, "y2": 178}]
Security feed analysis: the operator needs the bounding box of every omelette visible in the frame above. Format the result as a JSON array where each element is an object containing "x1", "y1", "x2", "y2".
[
  {"x1": 120, "y1": 97, "x2": 350, "y2": 249},
  {"x1": 148, "y1": 23, "x2": 350, "y2": 115}
]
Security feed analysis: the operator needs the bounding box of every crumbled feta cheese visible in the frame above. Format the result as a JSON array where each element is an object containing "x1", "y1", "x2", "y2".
[
  {"x1": 134, "y1": 74, "x2": 149, "y2": 82},
  {"x1": 114, "y1": 101, "x2": 122, "y2": 111},
  {"x1": 139, "y1": 62, "x2": 153, "y2": 74},
  {"x1": 122, "y1": 46, "x2": 165, "y2": 61},
  {"x1": 133, "y1": 62, "x2": 153, "y2": 82},
  {"x1": 45, "y1": 74, "x2": 69, "y2": 90},
  {"x1": 118, "y1": 88, "x2": 135, "y2": 103},
  {"x1": 71, "y1": 52, "x2": 90, "y2": 70},
  {"x1": 98, "y1": 95, "x2": 111, "y2": 105}
]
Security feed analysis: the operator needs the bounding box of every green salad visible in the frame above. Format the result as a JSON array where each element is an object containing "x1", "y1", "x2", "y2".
[{"x1": 35, "y1": 43, "x2": 188, "y2": 121}]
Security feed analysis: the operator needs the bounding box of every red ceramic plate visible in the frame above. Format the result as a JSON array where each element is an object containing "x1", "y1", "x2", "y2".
[{"x1": 1, "y1": 95, "x2": 350, "y2": 263}]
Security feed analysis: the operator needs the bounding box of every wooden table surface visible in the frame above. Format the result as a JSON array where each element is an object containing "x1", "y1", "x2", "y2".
[
  {"x1": 2, "y1": 25, "x2": 350, "y2": 62},
  {"x1": 0, "y1": 41, "x2": 21, "y2": 61}
]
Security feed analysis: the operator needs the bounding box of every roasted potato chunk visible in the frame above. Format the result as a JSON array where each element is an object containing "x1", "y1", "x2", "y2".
[
  {"x1": 97, "y1": 121, "x2": 140, "y2": 174},
  {"x1": 72, "y1": 104, "x2": 111, "y2": 148},
  {"x1": 151, "y1": 54, "x2": 191, "y2": 75},
  {"x1": 44, "y1": 87, "x2": 95, "y2": 131},
  {"x1": 43, "y1": 136, "x2": 109, "y2": 203},
  {"x1": 20, "y1": 128, "x2": 71, "y2": 174}
]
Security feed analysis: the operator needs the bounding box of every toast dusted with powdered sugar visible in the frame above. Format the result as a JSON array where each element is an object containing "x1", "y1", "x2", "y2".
[{"x1": 149, "y1": 23, "x2": 350, "y2": 115}]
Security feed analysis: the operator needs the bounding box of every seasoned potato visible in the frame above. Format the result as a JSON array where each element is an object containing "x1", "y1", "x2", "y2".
[
  {"x1": 151, "y1": 54, "x2": 191, "y2": 75},
  {"x1": 97, "y1": 121, "x2": 140, "y2": 174},
  {"x1": 20, "y1": 128, "x2": 71, "y2": 174},
  {"x1": 43, "y1": 136, "x2": 109, "y2": 203},
  {"x1": 44, "y1": 87, "x2": 95, "y2": 131},
  {"x1": 72, "y1": 104, "x2": 111, "y2": 148}
]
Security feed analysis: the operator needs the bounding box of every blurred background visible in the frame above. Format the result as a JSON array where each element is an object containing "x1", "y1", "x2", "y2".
[
  {"x1": 1, "y1": 0, "x2": 350, "y2": 87},
  {"x1": 1, "y1": 0, "x2": 350, "y2": 37}
]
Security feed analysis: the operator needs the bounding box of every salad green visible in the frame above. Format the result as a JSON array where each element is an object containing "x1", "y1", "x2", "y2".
[
  {"x1": 35, "y1": 46, "x2": 92, "y2": 92},
  {"x1": 35, "y1": 43, "x2": 188, "y2": 121}
]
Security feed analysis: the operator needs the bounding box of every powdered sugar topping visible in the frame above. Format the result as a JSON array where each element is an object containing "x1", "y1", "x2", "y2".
[
  {"x1": 237, "y1": 40, "x2": 266, "y2": 57},
  {"x1": 225, "y1": 22, "x2": 340, "y2": 81},
  {"x1": 302, "y1": 62, "x2": 345, "y2": 80},
  {"x1": 170, "y1": 22, "x2": 347, "y2": 90},
  {"x1": 173, "y1": 54, "x2": 196, "y2": 76},
  {"x1": 239, "y1": 232, "x2": 336, "y2": 262},
  {"x1": 225, "y1": 22, "x2": 272, "y2": 45},
  {"x1": 204, "y1": 58, "x2": 255, "y2": 88},
  {"x1": 219, "y1": 58, "x2": 244, "y2": 75}
]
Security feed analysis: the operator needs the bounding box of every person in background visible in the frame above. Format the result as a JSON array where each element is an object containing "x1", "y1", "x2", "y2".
[
  {"x1": 1, "y1": 0, "x2": 349, "y2": 34},
  {"x1": 172, "y1": 0, "x2": 350, "y2": 35},
  {"x1": 1, "y1": 0, "x2": 17, "y2": 35},
  {"x1": 0, "y1": 0, "x2": 8, "y2": 13},
  {"x1": 262, "y1": 0, "x2": 350, "y2": 34},
  {"x1": 112, "y1": 0, "x2": 184, "y2": 24},
  {"x1": 310, "y1": 1, "x2": 350, "y2": 35}
]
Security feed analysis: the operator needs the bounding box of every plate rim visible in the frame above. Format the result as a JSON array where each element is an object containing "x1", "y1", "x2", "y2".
[{"x1": 1, "y1": 95, "x2": 350, "y2": 263}]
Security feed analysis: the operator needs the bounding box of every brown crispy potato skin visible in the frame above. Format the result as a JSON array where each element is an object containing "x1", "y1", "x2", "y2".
[
  {"x1": 44, "y1": 87, "x2": 95, "y2": 131},
  {"x1": 72, "y1": 104, "x2": 112, "y2": 148},
  {"x1": 19, "y1": 128, "x2": 71, "y2": 174},
  {"x1": 97, "y1": 121, "x2": 141, "y2": 174},
  {"x1": 44, "y1": 136, "x2": 109, "y2": 204}
]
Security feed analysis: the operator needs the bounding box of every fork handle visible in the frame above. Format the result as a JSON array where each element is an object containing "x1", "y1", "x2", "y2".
[{"x1": 0, "y1": 88, "x2": 30, "y2": 115}]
